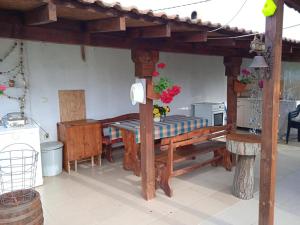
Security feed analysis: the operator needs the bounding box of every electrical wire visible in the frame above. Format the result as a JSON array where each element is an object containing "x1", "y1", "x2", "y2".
[
  {"x1": 207, "y1": 23, "x2": 300, "y2": 40},
  {"x1": 208, "y1": 0, "x2": 248, "y2": 33},
  {"x1": 152, "y1": 0, "x2": 213, "y2": 12},
  {"x1": 283, "y1": 23, "x2": 300, "y2": 30}
]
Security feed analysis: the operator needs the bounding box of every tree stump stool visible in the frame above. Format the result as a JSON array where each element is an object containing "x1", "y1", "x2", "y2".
[{"x1": 226, "y1": 133, "x2": 261, "y2": 200}]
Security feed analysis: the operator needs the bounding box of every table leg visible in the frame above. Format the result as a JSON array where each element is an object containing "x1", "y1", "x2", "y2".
[
  {"x1": 121, "y1": 130, "x2": 141, "y2": 176},
  {"x1": 74, "y1": 160, "x2": 78, "y2": 172},
  {"x1": 91, "y1": 156, "x2": 95, "y2": 167},
  {"x1": 232, "y1": 155, "x2": 255, "y2": 200}
]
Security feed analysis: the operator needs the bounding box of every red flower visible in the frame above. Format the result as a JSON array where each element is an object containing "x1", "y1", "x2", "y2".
[
  {"x1": 0, "y1": 85, "x2": 6, "y2": 91},
  {"x1": 241, "y1": 68, "x2": 251, "y2": 76},
  {"x1": 160, "y1": 91, "x2": 173, "y2": 104},
  {"x1": 157, "y1": 63, "x2": 166, "y2": 69},
  {"x1": 152, "y1": 70, "x2": 160, "y2": 77},
  {"x1": 167, "y1": 85, "x2": 181, "y2": 96},
  {"x1": 258, "y1": 79, "x2": 264, "y2": 89}
]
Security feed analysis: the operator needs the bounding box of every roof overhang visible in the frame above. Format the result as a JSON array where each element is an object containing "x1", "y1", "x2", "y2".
[
  {"x1": 285, "y1": 0, "x2": 300, "y2": 13},
  {"x1": 0, "y1": 0, "x2": 299, "y2": 62}
]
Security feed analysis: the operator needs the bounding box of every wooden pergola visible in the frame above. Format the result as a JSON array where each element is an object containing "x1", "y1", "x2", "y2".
[{"x1": 0, "y1": 0, "x2": 299, "y2": 224}]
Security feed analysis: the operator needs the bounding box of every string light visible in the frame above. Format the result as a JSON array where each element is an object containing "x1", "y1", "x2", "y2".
[
  {"x1": 0, "y1": 42, "x2": 28, "y2": 115},
  {"x1": 0, "y1": 42, "x2": 17, "y2": 62}
]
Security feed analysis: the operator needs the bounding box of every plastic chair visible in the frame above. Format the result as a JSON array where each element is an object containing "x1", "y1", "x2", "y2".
[{"x1": 286, "y1": 105, "x2": 300, "y2": 144}]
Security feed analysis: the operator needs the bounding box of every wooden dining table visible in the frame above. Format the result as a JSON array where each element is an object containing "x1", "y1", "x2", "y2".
[{"x1": 108, "y1": 115, "x2": 209, "y2": 176}]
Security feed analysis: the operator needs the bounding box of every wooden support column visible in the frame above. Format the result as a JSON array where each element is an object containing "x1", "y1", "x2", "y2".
[
  {"x1": 223, "y1": 57, "x2": 242, "y2": 126},
  {"x1": 259, "y1": 1, "x2": 284, "y2": 225},
  {"x1": 131, "y1": 49, "x2": 159, "y2": 200}
]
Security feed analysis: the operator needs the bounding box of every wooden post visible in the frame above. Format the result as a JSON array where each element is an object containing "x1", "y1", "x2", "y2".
[
  {"x1": 224, "y1": 57, "x2": 242, "y2": 126},
  {"x1": 131, "y1": 49, "x2": 159, "y2": 200},
  {"x1": 259, "y1": 1, "x2": 284, "y2": 225}
]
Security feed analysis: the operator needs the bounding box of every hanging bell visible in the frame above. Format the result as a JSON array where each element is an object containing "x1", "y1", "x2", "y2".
[{"x1": 249, "y1": 56, "x2": 269, "y2": 68}]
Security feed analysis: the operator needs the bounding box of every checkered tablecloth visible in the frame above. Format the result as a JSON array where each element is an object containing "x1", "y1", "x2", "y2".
[{"x1": 107, "y1": 115, "x2": 209, "y2": 143}]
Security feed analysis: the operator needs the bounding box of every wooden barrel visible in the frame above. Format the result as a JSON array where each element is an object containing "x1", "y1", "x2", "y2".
[{"x1": 0, "y1": 190, "x2": 43, "y2": 225}]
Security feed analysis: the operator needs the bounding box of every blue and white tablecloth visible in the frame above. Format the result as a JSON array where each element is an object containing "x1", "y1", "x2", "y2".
[{"x1": 107, "y1": 115, "x2": 208, "y2": 143}]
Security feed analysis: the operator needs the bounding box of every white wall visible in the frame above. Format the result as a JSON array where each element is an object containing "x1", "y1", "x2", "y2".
[
  {"x1": 0, "y1": 38, "x2": 228, "y2": 141},
  {"x1": 242, "y1": 58, "x2": 300, "y2": 99}
]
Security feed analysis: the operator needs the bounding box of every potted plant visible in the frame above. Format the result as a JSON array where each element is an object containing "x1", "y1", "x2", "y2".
[
  {"x1": 234, "y1": 68, "x2": 253, "y2": 93},
  {"x1": 151, "y1": 63, "x2": 181, "y2": 103},
  {"x1": 153, "y1": 105, "x2": 170, "y2": 122},
  {"x1": 150, "y1": 62, "x2": 181, "y2": 121}
]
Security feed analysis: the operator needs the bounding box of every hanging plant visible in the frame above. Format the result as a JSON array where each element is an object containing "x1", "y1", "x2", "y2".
[
  {"x1": 234, "y1": 68, "x2": 254, "y2": 93},
  {"x1": 154, "y1": 77, "x2": 172, "y2": 94},
  {"x1": 151, "y1": 62, "x2": 181, "y2": 104},
  {"x1": 237, "y1": 68, "x2": 254, "y2": 84}
]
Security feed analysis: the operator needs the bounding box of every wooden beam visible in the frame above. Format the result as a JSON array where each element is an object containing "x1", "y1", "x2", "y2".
[
  {"x1": 130, "y1": 24, "x2": 171, "y2": 38},
  {"x1": 86, "y1": 17, "x2": 126, "y2": 33},
  {"x1": 0, "y1": 17, "x2": 241, "y2": 57},
  {"x1": 172, "y1": 31, "x2": 207, "y2": 43},
  {"x1": 223, "y1": 57, "x2": 242, "y2": 127},
  {"x1": 1, "y1": 11, "x2": 299, "y2": 61},
  {"x1": 208, "y1": 39, "x2": 236, "y2": 47},
  {"x1": 259, "y1": 0, "x2": 284, "y2": 225},
  {"x1": 131, "y1": 49, "x2": 159, "y2": 200},
  {"x1": 25, "y1": 3, "x2": 57, "y2": 25},
  {"x1": 207, "y1": 39, "x2": 251, "y2": 48}
]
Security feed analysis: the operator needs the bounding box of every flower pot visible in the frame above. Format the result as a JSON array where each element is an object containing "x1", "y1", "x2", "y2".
[
  {"x1": 154, "y1": 117, "x2": 160, "y2": 122},
  {"x1": 234, "y1": 81, "x2": 247, "y2": 93},
  {"x1": 147, "y1": 82, "x2": 160, "y2": 100}
]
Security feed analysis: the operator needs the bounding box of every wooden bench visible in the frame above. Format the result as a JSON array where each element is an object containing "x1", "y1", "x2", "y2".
[
  {"x1": 155, "y1": 125, "x2": 232, "y2": 197},
  {"x1": 99, "y1": 113, "x2": 139, "y2": 162}
]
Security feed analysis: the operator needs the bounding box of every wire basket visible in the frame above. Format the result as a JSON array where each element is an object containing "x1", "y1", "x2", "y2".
[{"x1": 0, "y1": 143, "x2": 38, "y2": 207}]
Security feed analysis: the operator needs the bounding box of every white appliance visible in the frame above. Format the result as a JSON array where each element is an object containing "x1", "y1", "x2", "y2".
[
  {"x1": 0, "y1": 124, "x2": 43, "y2": 187},
  {"x1": 2, "y1": 112, "x2": 28, "y2": 128},
  {"x1": 192, "y1": 102, "x2": 226, "y2": 126}
]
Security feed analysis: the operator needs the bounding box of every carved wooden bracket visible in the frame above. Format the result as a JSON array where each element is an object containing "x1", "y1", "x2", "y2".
[
  {"x1": 131, "y1": 49, "x2": 159, "y2": 77},
  {"x1": 223, "y1": 57, "x2": 242, "y2": 77}
]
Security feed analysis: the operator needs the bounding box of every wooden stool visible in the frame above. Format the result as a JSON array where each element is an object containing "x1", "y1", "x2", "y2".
[{"x1": 226, "y1": 133, "x2": 261, "y2": 200}]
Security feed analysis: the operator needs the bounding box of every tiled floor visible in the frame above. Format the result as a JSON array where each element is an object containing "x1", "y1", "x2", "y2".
[{"x1": 37, "y1": 140, "x2": 300, "y2": 225}]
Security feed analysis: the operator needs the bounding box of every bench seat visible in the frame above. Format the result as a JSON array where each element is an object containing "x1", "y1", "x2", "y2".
[
  {"x1": 156, "y1": 141, "x2": 225, "y2": 164},
  {"x1": 155, "y1": 125, "x2": 232, "y2": 197}
]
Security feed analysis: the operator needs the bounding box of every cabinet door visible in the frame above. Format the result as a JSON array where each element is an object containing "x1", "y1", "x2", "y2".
[
  {"x1": 67, "y1": 126, "x2": 85, "y2": 161},
  {"x1": 83, "y1": 124, "x2": 101, "y2": 158}
]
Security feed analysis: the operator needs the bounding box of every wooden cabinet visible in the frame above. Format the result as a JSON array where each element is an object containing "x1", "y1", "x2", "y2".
[{"x1": 57, "y1": 119, "x2": 102, "y2": 173}]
